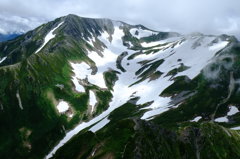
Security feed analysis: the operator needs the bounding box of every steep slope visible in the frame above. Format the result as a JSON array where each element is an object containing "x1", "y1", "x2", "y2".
[{"x1": 1, "y1": 14, "x2": 240, "y2": 159}]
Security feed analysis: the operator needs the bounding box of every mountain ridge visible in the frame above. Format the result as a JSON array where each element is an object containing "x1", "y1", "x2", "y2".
[{"x1": 1, "y1": 14, "x2": 240, "y2": 159}]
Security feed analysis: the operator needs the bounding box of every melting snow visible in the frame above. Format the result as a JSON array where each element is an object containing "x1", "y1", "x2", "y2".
[
  {"x1": 55, "y1": 84, "x2": 64, "y2": 89},
  {"x1": 69, "y1": 113, "x2": 73, "y2": 118},
  {"x1": 209, "y1": 41, "x2": 229, "y2": 51},
  {"x1": 86, "y1": 37, "x2": 96, "y2": 47},
  {"x1": 71, "y1": 62, "x2": 91, "y2": 79},
  {"x1": 16, "y1": 91, "x2": 23, "y2": 110},
  {"x1": 215, "y1": 116, "x2": 229, "y2": 122},
  {"x1": 71, "y1": 62, "x2": 107, "y2": 89},
  {"x1": 190, "y1": 116, "x2": 202, "y2": 122},
  {"x1": 169, "y1": 38, "x2": 228, "y2": 80},
  {"x1": 71, "y1": 76, "x2": 85, "y2": 92},
  {"x1": 89, "y1": 90, "x2": 97, "y2": 113},
  {"x1": 231, "y1": 126, "x2": 240, "y2": 130},
  {"x1": 141, "y1": 37, "x2": 180, "y2": 48},
  {"x1": 139, "y1": 37, "x2": 228, "y2": 119},
  {"x1": 57, "y1": 101, "x2": 69, "y2": 113},
  {"x1": 227, "y1": 106, "x2": 239, "y2": 116},
  {"x1": 141, "y1": 41, "x2": 163, "y2": 47},
  {"x1": 46, "y1": 24, "x2": 127, "y2": 159},
  {"x1": 89, "y1": 117, "x2": 110, "y2": 133},
  {"x1": 70, "y1": 25, "x2": 125, "y2": 89},
  {"x1": 0, "y1": 56, "x2": 7, "y2": 64},
  {"x1": 215, "y1": 106, "x2": 239, "y2": 123},
  {"x1": 141, "y1": 107, "x2": 170, "y2": 120},
  {"x1": 45, "y1": 100, "x2": 128, "y2": 159},
  {"x1": 130, "y1": 28, "x2": 157, "y2": 39},
  {"x1": 127, "y1": 41, "x2": 134, "y2": 48},
  {"x1": 46, "y1": 26, "x2": 230, "y2": 158},
  {"x1": 35, "y1": 21, "x2": 64, "y2": 54}
]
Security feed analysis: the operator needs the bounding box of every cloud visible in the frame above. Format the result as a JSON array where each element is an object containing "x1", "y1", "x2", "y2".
[
  {"x1": 0, "y1": 0, "x2": 240, "y2": 38},
  {"x1": 0, "y1": 13, "x2": 45, "y2": 34}
]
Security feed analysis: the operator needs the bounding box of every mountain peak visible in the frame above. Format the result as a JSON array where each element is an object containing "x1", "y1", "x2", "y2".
[
  {"x1": 58, "y1": 14, "x2": 115, "y2": 39},
  {"x1": 65, "y1": 13, "x2": 79, "y2": 18},
  {"x1": 1, "y1": 14, "x2": 240, "y2": 159}
]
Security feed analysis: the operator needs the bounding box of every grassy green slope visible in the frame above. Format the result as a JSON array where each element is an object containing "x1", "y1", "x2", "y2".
[
  {"x1": 52, "y1": 102, "x2": 240, "y2": 159},
  {"x1": 0, "y1": 15, "x2": 116, "y2": 159}
]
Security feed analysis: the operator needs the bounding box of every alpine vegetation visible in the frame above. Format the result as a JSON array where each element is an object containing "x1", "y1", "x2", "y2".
[{"x1": 1, "y1": 14, "x2": 240, "y2": 159}]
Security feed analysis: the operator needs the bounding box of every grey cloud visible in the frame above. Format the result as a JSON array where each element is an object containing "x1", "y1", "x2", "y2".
[
  {"x1": 0, "y1": 13, "x2": 45, "y2": 34},
  {"x1": 1, "y1": 0, "x2": 240, "y2": 39}
]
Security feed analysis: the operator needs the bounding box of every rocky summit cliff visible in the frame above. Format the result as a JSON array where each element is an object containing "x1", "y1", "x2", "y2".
[{"x1": 1, "y1": 14, "x2": 240, "y2": 159}]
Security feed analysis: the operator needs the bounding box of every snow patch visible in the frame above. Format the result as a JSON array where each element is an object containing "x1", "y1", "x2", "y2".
[
  {"x1": 130, "y1": 28, "x2": 157, "y2": 39},
  {"x1": 215, "y1": 116, "x2": 229, "y2": 122},
  {"x1": 16, "y1": 91, "x2": 23, "y2": 110},
  {"x1": 209, "y1": 41, "x2": 229, "y2": 51},
  {"x1": 227, "y1": 106, "x2": 239, "y2": 116},
  {"x1": 127, "y1": 41, "x2": 134, "y2": 48},
  {"x1": 214, "y1": 106, "x2": 239, "y2": 123},
  {"x1": 141, "y1": 37, "x2": 181, "y2": 48},
  {"x1": 141, "y1": 41, "x2": 163, "y2": 47},
  {"x1": 0, "y1": 56, "x2": 7, "y2": 64},
  {"x1": 35, "y1": 21, "x2": 64, "y2": 54},
  {"x1": 89, "y1": 90, "x2": 97, "y2": 114},
  {"x1": 231, "y1": 126, "x2": 240, "y2": 130},
  {"x1": 71, "y1": 76, "x2": 85, "y2": 92},
  {"x1": 190, "y1": 116, "x2": 202, "y2": 122},
  {"x1": 57, "y1": 101, "x2": 69, "y2": 113},
  {"x1": 89, "y1": 117, "x2": 110, "y2": 133},
  {"x1": 71, "y1": 62, "x2": 107, "y2": 88},
  {"x1": 86, "y1": 37, "x2": 96, "y2": 47},
  {"x1": 141, "y1": 107, "x2": 170, "y2": 120},
  {"x1": 55, "y1": 84, "x2": 64, "y2": 89}
]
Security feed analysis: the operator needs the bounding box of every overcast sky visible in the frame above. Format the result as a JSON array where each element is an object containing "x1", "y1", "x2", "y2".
[{"x1": 1, "y1": 0, "x2": 240, "y2": 38}]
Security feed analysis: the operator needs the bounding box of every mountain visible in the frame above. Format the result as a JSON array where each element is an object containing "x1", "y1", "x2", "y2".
[
  {"x1": 0, "y1": 33, "x2": 20, "y2": 42},
  {"x1": 1, "y1": 14, "x2": 240, "y2": 159}
]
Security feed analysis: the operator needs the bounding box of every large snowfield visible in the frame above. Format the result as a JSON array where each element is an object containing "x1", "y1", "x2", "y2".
[{"x1": 46, "y1": 23, "x2": 230, "y2": 158}]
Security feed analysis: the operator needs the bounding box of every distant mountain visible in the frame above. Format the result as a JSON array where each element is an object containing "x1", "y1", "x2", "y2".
[
  {"x1": 1, "y1": 14, "x2": 240, "y2": 159},
  {"x1": 0, "y1": 33, "x2": 20, "y2": 42}
]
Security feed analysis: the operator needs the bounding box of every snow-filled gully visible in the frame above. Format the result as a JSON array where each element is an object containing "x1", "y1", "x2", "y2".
[
  {"x1": 46, "y1": 25, "x2": 229, "y2": 158},
  {"x1": 0, "y1": 56, "x2": 7, "y2": 64},
  {"x1": 212, "y1": 71, "x2": 235, "y2": 121},
  {"x1": 35, "y1": 21, "x2": 64, "y2": 54}
]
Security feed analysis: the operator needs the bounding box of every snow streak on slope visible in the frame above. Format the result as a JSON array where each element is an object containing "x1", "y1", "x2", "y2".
[
  {"x1": 71, "y1": 76, "x2": 85, "y2": 92},
  {"x1": 16, "y1": 91, "x2": 23, "y2": 110},
  {"x1": 141, "y1": 37, "x2": 180, "y2": 47},
  {"x1": 89, "y1": 90, "x2": 97, "y2": 114},
  {"x1": 214, "y1": 105, "x2": 239, "y2": 123},
  {"x1": 0, "y1": 56, "x2": 7, "y2": 64},
  {"x1": 89, "y1": 117, "x2": 110, "y2": 133},
  {"x1": 35, "y1": 21, "x2": 64, "y2": 54},
  {"x1": 191, "y1": 116, "x2": 202, "y2": 122},
  {"x1": 209, "y1": 41, "x2": 229, "y2": 51},
  {"x1": 231, "y1": 126, "x2": 240, "y2": 130},
  {"x1": 227, "y1": 106, "x2": 239, "y2": 116},
  {"x1": 46, "y1": 24, "x2": 230, "y2": 158}
]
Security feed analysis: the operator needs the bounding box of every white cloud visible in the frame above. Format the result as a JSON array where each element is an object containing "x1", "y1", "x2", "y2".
[
  {"x1": 0, "y1": 0, "x2": 240, "y2": 38},
  {"x1": 0, "y1": 13, "x2": 45, "y2": 34}
]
